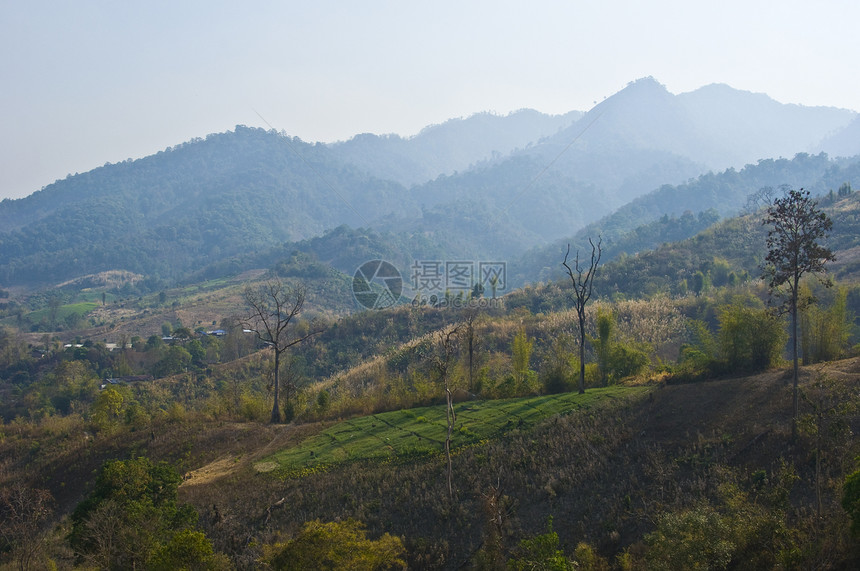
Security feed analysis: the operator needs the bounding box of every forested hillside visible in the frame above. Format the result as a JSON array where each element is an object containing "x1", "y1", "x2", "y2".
[
  {"x1": 0, "y1": 127, "x2": 410, "y2": 286},
  {"x1": 327, "y1": 108, "x2": 582, "y2": 186},
  {"x1": 819, "y1": 114, "x2": 860, "y2": 158},
  {"x1": 1, "y1": 80, "x2": 856, "y2": 292},
  {"x1": 513, "y1": 152, "x2": 860, "y2": 285}
]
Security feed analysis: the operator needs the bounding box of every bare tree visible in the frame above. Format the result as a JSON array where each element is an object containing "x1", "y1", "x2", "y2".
[
  {"x1": 78, "y1": 499, "x2": 125, "y2": 569},
  {"x1": 460, "y1": 307, "x2": 480, "y2": 392},
  {"x1": 562, "y1": 238, "x2": 602, "y2": 394},
  {"x1": 478, "y1": 481, "x2": 508, "y2": 568},
  {"x1": 242, "y1": 280, "x2": 323, "y2": 423},
  {"x1": 433, "y1": 324, "x2": 461, "y2": 498},
  {"x1": 0, "y1": 483, "x2": 53, "y2": 571},
  {"x1": 762, "y1": 188, "x2": 834, "y2": 438},
  {"x1": 744, "y1": 185, "x2": 777, "y2": 214}
]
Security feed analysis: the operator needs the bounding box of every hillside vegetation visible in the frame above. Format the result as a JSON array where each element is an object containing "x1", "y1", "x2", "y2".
[
  {"x1": 514, "y1": 153, "x2": 860, "y2": 285},
  {"x1": 2, "y1": 79, "x2": 857, "y2": 290},
  {"x1": 1, "y1": 83, "x2": 860, "y2": 568},
  {"x1": 257, "y1": 387, "x2": 645, "y2": 476},
  {"x1": 2, "y1": 356, "x2": 858, "y2": 568},
  {"x1": 3, "y1": 220, "x2": 860, "y2": 567}
]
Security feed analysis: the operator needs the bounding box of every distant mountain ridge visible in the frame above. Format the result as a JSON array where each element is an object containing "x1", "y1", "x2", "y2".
[
  {"x1": 677, "y1": 82, "x2": 853, "y2": 166},
  {"x1": 0, "y1": 78, "x2": 857, "y2": 290},
  {"x1": 327, "y1": 109, "x2": 582, "y2": 187},
  {"x1": 818, "y1": 115, "x2": 860, "y2": 158},
  {"x1": 512, "y1": 152, "x2": 860, "y2": 286},
  {"x1": 386, "y1": 78, "x2": 856, "y2": 246},
  {"x1": 516, "y1": 77, "x2": 854, "y2": 208}
]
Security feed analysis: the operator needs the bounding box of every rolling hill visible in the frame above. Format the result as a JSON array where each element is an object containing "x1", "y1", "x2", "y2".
[
  {"x1": 512, "y1": 152, "x2": 860, "y2": 286},
  {"x1": 0, "y1": 78, "x2": 856, "y2": 291},
  {"x1": 327, "y1": 108, "x2": 583, "y2": 186}
]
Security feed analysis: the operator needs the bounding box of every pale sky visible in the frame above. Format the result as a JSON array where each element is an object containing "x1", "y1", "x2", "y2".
[{"x1": 2, "y1": 0, "x2": 859, "y2": 200}]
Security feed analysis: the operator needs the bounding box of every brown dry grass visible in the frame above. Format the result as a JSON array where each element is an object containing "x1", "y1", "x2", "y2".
[
  {"x1": 172, "y1": 358, "x2": 859, "y2": 567},
  {"x1": 181, "y1": 420, "x2": 331, "y2": 486},
  {"x1": 4, "y1": 358, "x2": 858, "y2": 568}
]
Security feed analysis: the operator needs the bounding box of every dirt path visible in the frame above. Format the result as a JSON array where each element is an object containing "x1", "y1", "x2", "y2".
[{"x1": 181, "y1": 420, "x2": 330, "y2": 486}]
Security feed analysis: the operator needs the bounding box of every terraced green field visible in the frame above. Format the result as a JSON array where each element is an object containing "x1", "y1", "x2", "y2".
[
  {"x1": 22, "y1": 302, "x2": 100, "y2": 325},
  {"x1": 261, "y1": 386, "x2": 648, "y2": 476}
]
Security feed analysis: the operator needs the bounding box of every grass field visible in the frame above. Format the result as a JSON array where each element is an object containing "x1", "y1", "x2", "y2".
[
  {"x1": 24, "y1": 302, "x2": 100, "y2": 325},
  {"x1": 261, "y1": 386, "x2": 649, "y2": 476}
]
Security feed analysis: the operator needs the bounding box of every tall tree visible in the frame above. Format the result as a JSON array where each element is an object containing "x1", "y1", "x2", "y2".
[
  {"x1": 563, "y1": 238, "x2": 602, "y2": 394},
  {"x1": 242, "y1": 280, "x2": 323, "y2": 423},
  {"x1": 432, "y1": 324, "x2": 461, "y2": 498},
  {"x1": 762, "y1": 188, "x2": 834, "y2": 438},
  {"x1": 459, "y1": 307, "x2": 480, "y2": 392}
]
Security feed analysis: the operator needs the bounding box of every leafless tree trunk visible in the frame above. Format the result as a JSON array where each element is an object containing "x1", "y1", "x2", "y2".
[
  {"x1": 479, "y1": 482, "x2": 507, "y2": 567},
  {"x1": 434, "y1": 324, "x2": 461, "y2": 498},
  {"x1": 460, "y1": 307, "x2": 479, "y2": 393},
  {"x1": 562, "y1": 237, "x2": 602, "y2": 394},
  {"x1": 242, "y1": 279, "x2": 323, "y2": 423}
]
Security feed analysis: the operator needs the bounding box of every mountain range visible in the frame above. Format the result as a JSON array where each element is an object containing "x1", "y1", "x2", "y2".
[{"x1": 0, "y1": 77, "x2": 857, "y2": 290}]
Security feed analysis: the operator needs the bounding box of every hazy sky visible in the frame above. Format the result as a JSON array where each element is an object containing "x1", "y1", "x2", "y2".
[{"x1": 2, "y1": 0, "x2": 859, "y2": 200}]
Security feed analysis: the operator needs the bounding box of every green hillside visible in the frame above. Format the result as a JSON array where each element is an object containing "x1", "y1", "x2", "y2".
[
  {"x1": 513, "y1": 152, "x2": 860, "y2": 286},
  {"x1": 262, "y1": 386, "x2": 645, "y2": 475},
  {"x1": 0, "y1": 127, "x2": 410, "y2": 287}
]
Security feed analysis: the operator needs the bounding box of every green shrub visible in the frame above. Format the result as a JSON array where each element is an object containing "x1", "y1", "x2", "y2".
[
  {"x1": 574, "y1": 542, "x2": 609, "y2": 570},
  {"x1": 843, "y1": 468, "x2": 860, "y2": 535},
  {"x1": 718, "y1": 302, "x2": 785, "y2": 373},
  {"x1": 606, "y1": 344, "x2": 649, "y2": 382},
  {"x1": 645, "y1": 504, "x2": 735, "y2": 570},
  {"x1": 800, "y1": 286, "x2": 851, "y2": 364},
  {"x1": 541, "y1": 364, "x2": 574, "y2": 394},
  {"x1": 69, "y1": 457, "x2": 205, "y2": 569},
  {"x1": 263, "y1": 519, "x2": 406, "y2": 570},
  {"x1": 240, "y1": 393, "x2": 269, "y2": 422},
  {"x1": 508, "y1": 517, "x2": 574, "y2": 571},
  {"x1": 645, "y1": 485, "x2": 792, "y2": 570}
]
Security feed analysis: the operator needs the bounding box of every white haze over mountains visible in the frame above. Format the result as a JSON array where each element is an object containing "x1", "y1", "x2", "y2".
[
  {"x1": 1, "y1": 1, "x2": 859, "y2": 200},
  {"x1": 327, "y1": 78, "x2": 856, "y2": 220},
  {"x1": 2, "y1": 76, "x2": 857, "y2": 291}
]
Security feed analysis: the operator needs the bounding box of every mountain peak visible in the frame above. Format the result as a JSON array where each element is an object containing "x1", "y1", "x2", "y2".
[
  {"x1": 626, "y1": 76, "x2": 667, "y2": 90},
  {"x1": 681, "y1": 83, "x2": 773, "y2": 105},
  {"x1": 591, "y1": 76, "x2": 673, "y2": 113}
]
